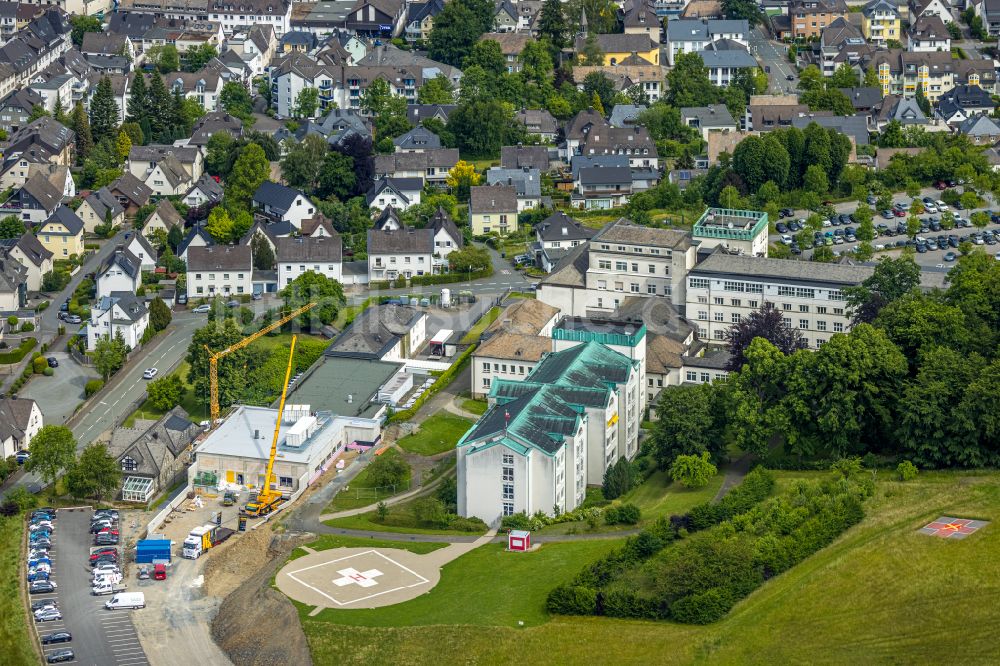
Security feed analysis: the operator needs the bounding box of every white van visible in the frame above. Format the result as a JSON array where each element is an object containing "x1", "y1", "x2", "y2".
[
  {"x1": 92, "y1": 581, "x2": 126, "y2": 596},
  {"x1": 105, "y1": 592, "x2": 145, "y2": 609}
]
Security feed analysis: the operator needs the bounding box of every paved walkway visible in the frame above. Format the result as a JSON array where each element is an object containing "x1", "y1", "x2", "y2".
[
  {"x1": 275, "y1": 529, "x2": 498, "y2": 610},
  {"x1": 318, "y1": 467, "x2": 449, "y2": 521}
]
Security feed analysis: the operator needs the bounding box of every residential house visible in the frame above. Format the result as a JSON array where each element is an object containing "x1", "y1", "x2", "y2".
[
  {"x1": 252, "y1": 181, "x2": 316, "y2": 229},
  {"x1": 470, "y1": 298, "x2": 560, "y2": 397},
  {"x1": 393, "y1": 125, "x2": 440, "y2": 152},
  {"x1": 0, "y1": 255, "x2": 27, "y2": 310},
  {"x1": 406, "y1": 103, "x2": 455, "y2": 125},
  {"x1": 870, "y1": 50, "x2": 997, "y2": 101},
  {"x1": 579, "y1": 125, "x2": 659, "y2": 169},
  {"x1": 937, "y1": 84, "x2": 996, "y2": 125},
  {"x1": 4, "y1": 116, "x2": 75, "y2": 166},
  {"x1": 279, "y1": 30, "x2": 318, "y2": 54},
  {"x1": 1, "y1": 232, "x2": 51, "y2": 291},
  {"x1": 839, "y1": 87, "x2": 883, "y2": 113},
  {"x1": 325, "y1": 302, "x2": 425, "y2": 361},
  {"x1": 185, "y1": 245, "x2": 253, "y2": 298},
  {"x1": 861, "y1": 0, "x2": 901, "y2": 45},
  {"x1": 514, "y1": 109, "x2": 559, "y2": 141},
  {"x1": 86, "y1": 291, "x2": 149, "y2": 350},
  {"x1": 457, "y1": 341, "x2": 641, "y2": 523},
  {"x1": 177, "y1": 224, "x2": 213, "y2": 263},
  {"x1": 480, "y1": 32, "x2": 533, "y2": 73},
  {"x1": 909, "y1": 0, "x2": 950, "y2": 21},
  {"x1": 872, "y1": 94, "x2": 930, "y2": 129},
  {"x1": 790, "y1": 0, "x2": 849, "y2": 39},
  {"x1": 493, "y1": 0, "x2": 518, "y2": 32},
  {"x1": 188, "y1": 111, "x2": 243, "y2": 147},
  {"x1": 81, "y1": 33, "x2": 135, "y2": 67},
  {"x1": 344, "y1": 0, "x2": 407, "y2": 37},
  {"x1": 0, "y1": 88, "x2": 45, "y2": 131},
  {"x1": 108, "y1": 172, "x2": 153, "y2": 218},
  {"x1": 222, "y1": 24, "x2": 277, "y2": 78},
  {"x1": 0, "y1": 9, "x2": 72, "y2": 100},
  {"x1": 681, "y1": 105, "x2": 738, "y2": 140},
  {"x1": 623, "y1": 0, "x2": 661, "y2": 41},
  {"x1": 143, "y1": 199, "x2": 185, "y2": 238},
  {"x1": 573, "y1": 59, "x2": 665, "y2": 102},
  {"x1": 0, "y1": 2, "x2": 16, "y2": 41},
  {"x1": 810, "y1": 17, "x2": 874, "y2": 78},
  {"x1": 275, "y1": 234, "x2": 343, "y2": 288},
  {"x1": 405, "y1": 0, "x2": 445, "y2": 41},
  {"x1": 665, "y1": 18, "x2": 748, "y2": 66},
  {"x1": 367, "y1": 226, "x2": 435, "y2": 280},
  {"x1": 127, "y1": 145, "x2": 204, "y2": 183},
  {"x1": 107, "y1": 406, "x2": 199, "y2": 502},
  {"x1": 366, "y1": 177, "x2": 423, "y2": 211},
  {"x1": 429, "y1": 206, "x2": 463, "y2": 258},
  {"x1": 184, "y1": 174, "x2": 224, "y2": 208},
  {"x1": 485, "y1": 167, "x2": 542, "y2": 211},
  {"x1": 958, "y1": 114, "x2": 1000, "y2": 143},
  {"x1": 644, "y1": 334, "x2": 687, "y2": 414},
  {"x1": 163, "y1": 70, "x2": 223, "y2": 112},
  {"x1": 0, "y1": 396, "x2": 42, "y2": 459},
  {"x1": 574, "y1": 33, "x2": 660, "y2": 66},
  {"x1": 746, "y1": 94, "x2": 808, "y2": 130},
  {"x1": 975, "y1": 0, "x2": 1000, "y2": 37},
  {"x1": 77, "y1": 187, "x2": 125, "y2": 234},
  {"x1": 531, "y1": 210, "x2": 595, "y2": 272},
  {"x1": 95, "y1": 248, "x2": 142, "y2": 299},
  {"x1": 10, "y1": 173, "x2": 63, "y2": 226},
  {"x1": 608, "y1": 104, "x2": 647, "y2": 128},
  {"x1": 562, "y1": 108, "x2": 608, "y2": 159},
  {"x1": 469, "y1": 185, "x2": 518, "y2": 236},
  {"x1": 908, "y1": 15, "x2": 950, "y2": 52},
  {"x1": 791, "y1": 114, "x2": 868, "y2": 156},
  {"x1": 500, "y1": 145, "x2": 550, "y2": 172},
  {"x1": 573, "y1": 166, "x2": 633, "y2": 210},
  {"x1": 698, "y1": 39, "x2": 758, "y2": 87},
  {"x1": 372, "y1": 149, "x2": 458, "y2": 187},
  {"x1": 0, "y1": 160, "x2": 73, "y2": 199},
  {"x1": 123, "y1": 231, "x2": 158, "y2": 272},
  {"x1": 36, "y1": 205, "x2": 83, "y2": 258}
]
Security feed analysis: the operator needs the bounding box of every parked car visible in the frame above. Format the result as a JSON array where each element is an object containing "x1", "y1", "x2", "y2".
[
  {"x1": 32, "y1": 599, "x2": 57, "y2": 612},
  {"x1": 34, "y1": 608, "x2": 62, "y2": 622},
  {"x1": 138, "y1": 566, "x2": 150, "y2": 580},
  {"x1": 41, "y1": 632, "x2": 72, "y2": 645},
  {"x1": 192, "y1": 304, "x2": 211, "y2": 313},
  {"x1": 176, "y1": 293, "x2": 188, "y2": 305},
  {"x1": 64, "y1": 315, "x2": 81, "y2": 324},
  {"x1": 90, "y1": 547, "x2": 118, "y2": 560},
  {"x1": 29, "y1": 581, "x2": 57, "y2": 594},
  {"x1": 46, "y1": 356, "x2": 58, "y2": 368},
  {"x1": 47, "y1": 649, "x2": 74, "y2": 663},
  {"x1": 225, "y1": 300, "x2": 239, "y2": 308}
]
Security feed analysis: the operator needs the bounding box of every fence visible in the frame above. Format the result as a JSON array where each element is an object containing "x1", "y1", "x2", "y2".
[{"x1": 143, "y1": 465, "x2": 197, "y2": 537}]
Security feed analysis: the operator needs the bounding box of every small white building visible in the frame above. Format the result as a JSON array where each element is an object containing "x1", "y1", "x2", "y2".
[
  {"x1": 325, "y1": 303, "x2": 427, "y2": 362},
  {"x1": 122, "y1": 231, "x2": 158, "y2": 272},
  {"x1": 0, "y1": 396, "x2": 43, "y2": 459},
  {"x1": 185, "y1": 245, "x2": 253, "y2": 298},
  {"x1": 367, "y1": 227, "x2": 435, "y2": 281},
  {"x1": 87, "y1": 291, "x2": 149, "y2": 351},
  {"x1": 365, "y1": 177, "x2": 423, "y2": 212},
  {"x1": 95, "y1": 248, "x2": 142, "y2": 300},
  {"x1": 252, "y1": 181, "x2": 316, "y2": 230}
]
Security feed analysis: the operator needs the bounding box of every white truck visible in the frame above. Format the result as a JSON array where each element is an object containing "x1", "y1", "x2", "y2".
[
  {"x1": 92, "y1": 580, "x2": 127, "y2": 596},
  {"x1": 105, "y1": 592, "x2": 145, "y2": 610},
  {"x1": 182, "y1": 524, "x2": 234, "y2": 559}
]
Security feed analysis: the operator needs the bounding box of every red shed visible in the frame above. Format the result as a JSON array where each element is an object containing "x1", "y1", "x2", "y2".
[{"x1": 508, "y1": 530, "x2": 530, "y2": 552}]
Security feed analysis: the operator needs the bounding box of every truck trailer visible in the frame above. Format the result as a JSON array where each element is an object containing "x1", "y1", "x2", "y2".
[{"x1": 181, "y1": 524, "x2": 235, "y2": 559}]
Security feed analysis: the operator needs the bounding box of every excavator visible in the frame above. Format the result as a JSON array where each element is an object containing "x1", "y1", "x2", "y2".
[{"x1": 242, "y1": 335, "x2": 297, "y2": 519}]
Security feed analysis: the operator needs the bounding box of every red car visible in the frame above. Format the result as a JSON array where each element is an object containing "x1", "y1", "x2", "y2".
[
  {"x1": 97, "y1": 528, "x2": 120, "y2": 537},
  {"x1": 894, "y1": 209, "x2": 907, "y2": 217},
  {"x1": 935, "y1": 181, "x2": 948, "y2": 190},
  {"x1": 89, "y1": 548, "x2": 118, "y2": 561}
]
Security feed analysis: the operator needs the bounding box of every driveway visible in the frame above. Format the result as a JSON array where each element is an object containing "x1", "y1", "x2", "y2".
[{"x1": 20, "y1": 352, "x2": 99, "y2": 427}]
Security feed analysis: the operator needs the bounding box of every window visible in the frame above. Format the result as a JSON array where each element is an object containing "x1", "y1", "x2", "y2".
[
  {"x1": 714, "y1": 312, "x2": 724, "y2": 321},
  {"x1": 834, "y1": 322, "x2": 844, "y2": 332},
  {"x1": 713, "y1": 329, "x2": 725, "y2": 340},
  {"x1": 502, "y1": 466, "x2": 514, "y2": 482},
  {"x1": 502, "y1": 502, "x2": 515, "y2": 516},
  {"x1": 630, "y1": 283, "x2": 639, "y2": 293},
  {"x1": 598, "y1": 280, "x2": 607, "y2": 289},
  {"x1": 749, "y1": 300, "x2": 758, "y2": 308},
  {"x1": 714, "y1": 297, "x2": 724, "y2": 305},
  {"x1": 482, "y1": 378, "x2": 491, "y2": 387},
  {"x1": 817, "y1": 306, "x2": 827, "y2": 314},
  {"x1": 279, "y1": 476, "x2": 293, "y2": 487},
  {"x1": 631, "y1": 263, "x2": 638, "y2": 272},
  {"x1": 799, "y1": 319, "x2": 809, "y2": 329},
  {"x1": 731, "y1": 299, "x2": 741, "y2": 307},
  {"x1": 482, "y1": 362, "x2": 490, "y2": 373},
  {"x1": 697, "y1": 296, "x2": 708, "y2": 304},
  {"x1": 598, "y1": 260, "x2": 611, "y2": 269},
  {"x1": 122, "y1": 456, "x2": 137, "y2": 472},
  {"x1": 799, "y1": 304, "x2": 809, "y2": 313},
  {"x1": 502, "y1": 483, "x2": 514, "y2": 500},
  {"x1": 502, "y1": 454, "x2": 514, "y2": 465},
  {"x1": 697, "y1": 311, "x2": 707, "y2": 320},
  {"x1": 834, "y1": 308, "x2": 844, "y2": 315},
  {"x1": 615, "y1": 261, "x2": 627, "y2": 271},
  {"x1": 686, "y1": 371, "x2": 697, "y2": 381},
  {"x1": 648, "y1": 264, "x2": 655, "y2": 274},
  {"x1": 731, "y1": 313, "x2": 741, "y2": 323},
  {"x1": 817, "y1": 320, "x2": 827, "y2": 331},
  {"x1": 829, "y1": 290, "x2": 845, "y2": 301},
  {"x1": 783, "y1": 317, "x2": 792, "y2": 327},
  {"x1": 783, "y1": 303, "x2": 792, "y2": 311},
  {"x1": 700, "y1": 372, "x2": 710, "y2": 382},
  {"x1": 689, "y1": 277, "x2": 709, "y2": 289}
]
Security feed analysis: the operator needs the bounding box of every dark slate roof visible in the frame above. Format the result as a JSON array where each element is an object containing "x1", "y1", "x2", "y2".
[
  {"x1": 186, "y1": 245, "x2": 252, "y2": 271},
  {"x1": 325, "y1": 304, "x2": 424, "y2": 359},
  {"x1": 85, "y1": 187, "x2": 125, "y2": 221},
  {"x1": 0, "y1": 396, "x2": 36, "y2": 444},
  {"x1": 109, "y1": 172, "x2": 153, "y2": 206},
  {"x1": 365, "y1": 177, "x2": 423, "y2": 206},
  {"x1": 108, "y1": 406, "x2": 198, "y2": 478},
  {"x1": 367, "y1": 226, "x2": 434, "y2": 254},
  {"x1": 98, "y1": 248, "x2": 141, "y2": 280},
  {"x1": 469, "y1": 184, "x2": 517, "y2": 213},
  {"x1": 14, "y1": 231, "x2": 52, "y2": 266},
  {"x1": 429, "y1": 206, "x2": 463, "y2": 248},
  {"x1": 96, "y1": 290, "x2": 147, "y2": 322},
  {"x1": 274, "y1": 235, "x2": 343, "y2": 262},
  {"x1": 534, "y1": 211, "x2": 595, "y2": 242},
  {"x1": 579, "y1": 166, "x2": 632, "y2": 185},
  {"x1": 43, "y1": 205, "x2": 83, "y2": 235},
  {"x1": 392, "y1": 125, "x2": 441, "y2": 150},
  {"x1": 372, "y1": 206, "x2": 402, "y2": 231},
  {"x1": 252, "y1": 180, "x2": 307, "y2": 214},
  {"x1": 0, "y1": 255, "x2": 27, "y2": 293},
  {"x1": 177, "y1": 225, "x2": 214, "y2": 257},
  {"x1": 21, "y1": 173, "x2": 64, "y2": 212},
  {"x1": 406, "y1": 103, "x2": 456, "y2": 124},
  {"x1": 188, "y1": 173, "x2": 224, "y2": 203},
  {"x1": 838, "y1": 87, "x2": 883, "y2": 110}
]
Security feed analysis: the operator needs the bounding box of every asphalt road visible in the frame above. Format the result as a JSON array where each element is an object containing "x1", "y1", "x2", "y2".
[
  {"x1": 35, "y1": 507, "x2": 149, "y2": 666},
  {"x1": 750, "y1": 28, "x2": 797, "y2": 95}
]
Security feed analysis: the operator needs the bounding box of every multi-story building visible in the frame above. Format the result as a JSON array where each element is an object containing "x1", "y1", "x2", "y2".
[
  {"x1": 275, "y1": 235, "x2": 343, "y2": 289},
  {"x1": 37, "y1": 206, "x2": 83, "y2": 258},
  {"x1": 457, "y1": 340, "x2": 641, "y2": 524},
  {"x1": 469, "y1": 185, "x2": 518, "y2": 236},
  {"x1": 87, "y1": 291, "x2": 149, "y2": 351},
  {"x1": 871, "y1": 50, "x2": 997, "y2": 101},
  {"x1": 790, "y1": 0, "x2": 849, "y2": 39},
  {"x1": 471, "y1": 298, "x2": 560, "y2": 397},
  {"x1": 367, "y1": 226, "x2": 434, "y2": 281},
  {"x1": 0, "y1": 232, "x2": 52, "y2": 292},
  {"x1": 185, "y1": 245, "x2": 253, "y2": 298},
  {"x1": 485, "y1": 168, "x2": 542, "y2": 212},
  {"x1": 908, "y1": 15, "x2": 950, "y2": 52},
  {"x1": 373, "y1": 149, "x2": 459, "y2": 187},
  {"x1": 665, "y1": 18, "x2": 748, "y2": 66},
  {"x1": 861, "y1": 0, "x2": 901, "y2": 45},
  {"x1": 573, "y1": 33, "x2": 660, "y2": 66},
  {"x1": 692, "y1": 207, "x2": 770, "y2": 257},
  {"x1": 252, "y1": 181, "x2": 316, "y2": 229},
  {"x1": 538, "y1": 218, "x2": 696, "y2": 315},
  {"x1": 95, "y1": 248, "x2": 142, "y2": 299},
  {"x1": 118, "y1": 0, "x2": 293, "y2": 36}
]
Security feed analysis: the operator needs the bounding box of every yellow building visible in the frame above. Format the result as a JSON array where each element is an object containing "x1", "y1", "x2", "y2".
[
  {"x1": 37, "y1": 207, "x2": 85, "y2": 259},
  {"x1": 575, "y1": 33, "x2": 660, "y2": 66},
  {"x1": 862, "y1": 0, "x2": 901, "y2": 45},
  {"x1": 469, "y1": 185, "x2": 518, "y2": 236}
]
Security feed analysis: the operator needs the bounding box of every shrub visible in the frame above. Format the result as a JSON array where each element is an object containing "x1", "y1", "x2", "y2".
[
  {"x1": 669, "y1": 587, "x2": 735, "y2": 624},
  {"x1": 896, "y1": 460, "x2": 918, "y2": 481},
  {"x1": 546, "y1": 585, "x2": 598, "y2": 615},
  {"x1": 43, "y1": 367, "x2": 54, "y2": 377},
  {"x1": 500, "y1": 511, "x2": 531, "y2": 531},
  {"x1": 6, "y1": 315, "x2": 16, "y2": 326},
  {"x1": 602, "y1": 588, "x2": 659, "y2": 619},
  {"x1": 32, "y1": 356, "x2": 47, "y2": 374},
  {"x1": 605, "y1": 503, "x2": 641, "y2": 525},
  {"x1": 448, "y1": 516, "x2": 487, "y2": 532},
  {"x1": 85, "y1": 379, "x2": 105, "y2": 397},
  {"x1": 687, "y1": 467, "x2": 775, "y2": 530},
  {"x1": 0, "y1": 337, "x2": 35, "y2": 364},
  {"x1": 20, "y1": 322, "x2": 34, "y2": 332},
  {"x1": 22, "y1": 368, "x2": 31, "y2": 379}
]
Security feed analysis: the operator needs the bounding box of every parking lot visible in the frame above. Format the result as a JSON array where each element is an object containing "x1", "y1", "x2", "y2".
[
  {"x1": 770, "y1": 187, "x2": 1000, "y2": 267},
  {"x1": 31, "y1": 507, "x2": 149, "y2": 666}
]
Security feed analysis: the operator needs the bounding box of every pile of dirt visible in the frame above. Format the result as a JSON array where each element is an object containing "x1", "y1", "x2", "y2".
[
  {"x1": 211, "y1": 553, "x2": 312, "y2": 666},
  {"x1": 203, "y1": 523, "x2": 276, "y2": 598}
]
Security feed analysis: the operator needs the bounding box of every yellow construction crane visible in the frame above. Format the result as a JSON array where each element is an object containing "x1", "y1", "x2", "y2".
[
  {"x1": 243, "y1": 334, "x2": 297, "y2": 518},
  {"x1": 205, "y1": 302, "x2": 316, "y2": 425}
]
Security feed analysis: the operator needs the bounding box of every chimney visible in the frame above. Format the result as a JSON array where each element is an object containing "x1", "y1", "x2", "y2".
[{"x1": 254, "y1": 429, "x2": 260, "y2": 438}]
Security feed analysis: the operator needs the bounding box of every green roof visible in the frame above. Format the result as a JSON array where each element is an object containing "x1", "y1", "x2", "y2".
[{"x1": 286, "y1": 356, "x2": 402, "y2": 418}]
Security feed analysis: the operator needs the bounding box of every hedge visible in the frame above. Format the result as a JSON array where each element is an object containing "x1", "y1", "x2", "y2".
[
  {"x1": 387, "y1": 343, "x2": 477, "y2": 423},
  {"x1": 0, "y1": 338, "x2": 37, "y2": 364},
  {"x1": 369, "y1": 268, "x2": 492, "y2": 291}
]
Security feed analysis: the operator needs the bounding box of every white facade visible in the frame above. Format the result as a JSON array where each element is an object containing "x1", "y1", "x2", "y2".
[
  {"x1": 369, "y1": 184, "x2": 422, "y2": 211},
  {"x1": 87, "y1": 299, "x2": 149, "y2": 351},
  {"x1": 432, "y1": 226, "x2": 459, "y2": 257},
  {"x1": 666, "y1": 20, "x2": 748, "y2": 66},
  {"x1": 368, "y1": 250, "x2": 433, "y2": 280},
  {"x1": 96, "y1": 264, "x2": 140, "y2": 300},
  {"x1": 277, "y1": 260, "x2": 343, "y2": 289},
  {"x1": 186, "y1": 266, "x2": 252, "y2": 298}
]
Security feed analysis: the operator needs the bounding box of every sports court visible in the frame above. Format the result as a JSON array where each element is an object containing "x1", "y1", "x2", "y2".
[
  {"x1": 918, "y1": 516, "x2": 990, "y2": 540},
  {"x1": 276, "y1": 547, "x2": 443, "y2": 609}
]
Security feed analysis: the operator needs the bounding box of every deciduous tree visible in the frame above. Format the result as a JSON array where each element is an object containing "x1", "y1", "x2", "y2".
[
  {"x1": 66, "y1": 443, "x2": 121, "y2": 501},
  {"x1": 725, "y1": 302, "x2": 806, "y2": 370},
  {"x1": 669, "y1": 452, "x2": 717, "y2": 488},
  {"x1": 25, "y1": 426, "x2": 77, "y2": 486}
]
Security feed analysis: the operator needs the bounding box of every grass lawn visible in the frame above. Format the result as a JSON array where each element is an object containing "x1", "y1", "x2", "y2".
[
  {"x1": 124, "y1": 360, "x2": 208, "y2": 426},
  {"x1": 297, "y1": 471, "x2": 1000, "y2": 664},
  {"x1": 287, "y1": 534, "x2": 449, "y2": 561},
  {"x1": 460, "y1": 306, "x2": 501, "y2": 344},
  {"x1": 301, "y1": 539, "x2": 619, "y2": 627},
  {"x1": 333, "y1": 298, "x2": 372, "y2": 330},
  {"x1": 0, "y1": 517, "x2": 36, "y2": 666},
  {"x1": 324, "y1": 491, "x2": 487, "y2": 536},
  {"x1": 326, "y1": 448, "x2": 412, "y2": 512},
  {"x1": 397, "y1": 413, "x2": 474, "y2": 456},
  {"x1": 460, "y1": 398, "x2": 488, "y2": 415}
]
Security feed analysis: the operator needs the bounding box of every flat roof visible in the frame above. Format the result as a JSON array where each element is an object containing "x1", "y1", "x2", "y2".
[
  {"x1": 196, "y1": 405, "x2": 344, "y2": 465},
  {"x1": 286, "y1": 356, "x2": 401, "y2": 418}
]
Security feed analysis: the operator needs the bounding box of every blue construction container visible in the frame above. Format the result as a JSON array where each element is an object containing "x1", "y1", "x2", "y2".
[{"x1": 136, "y1": 539, "x2": 172, "y2": 563}]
